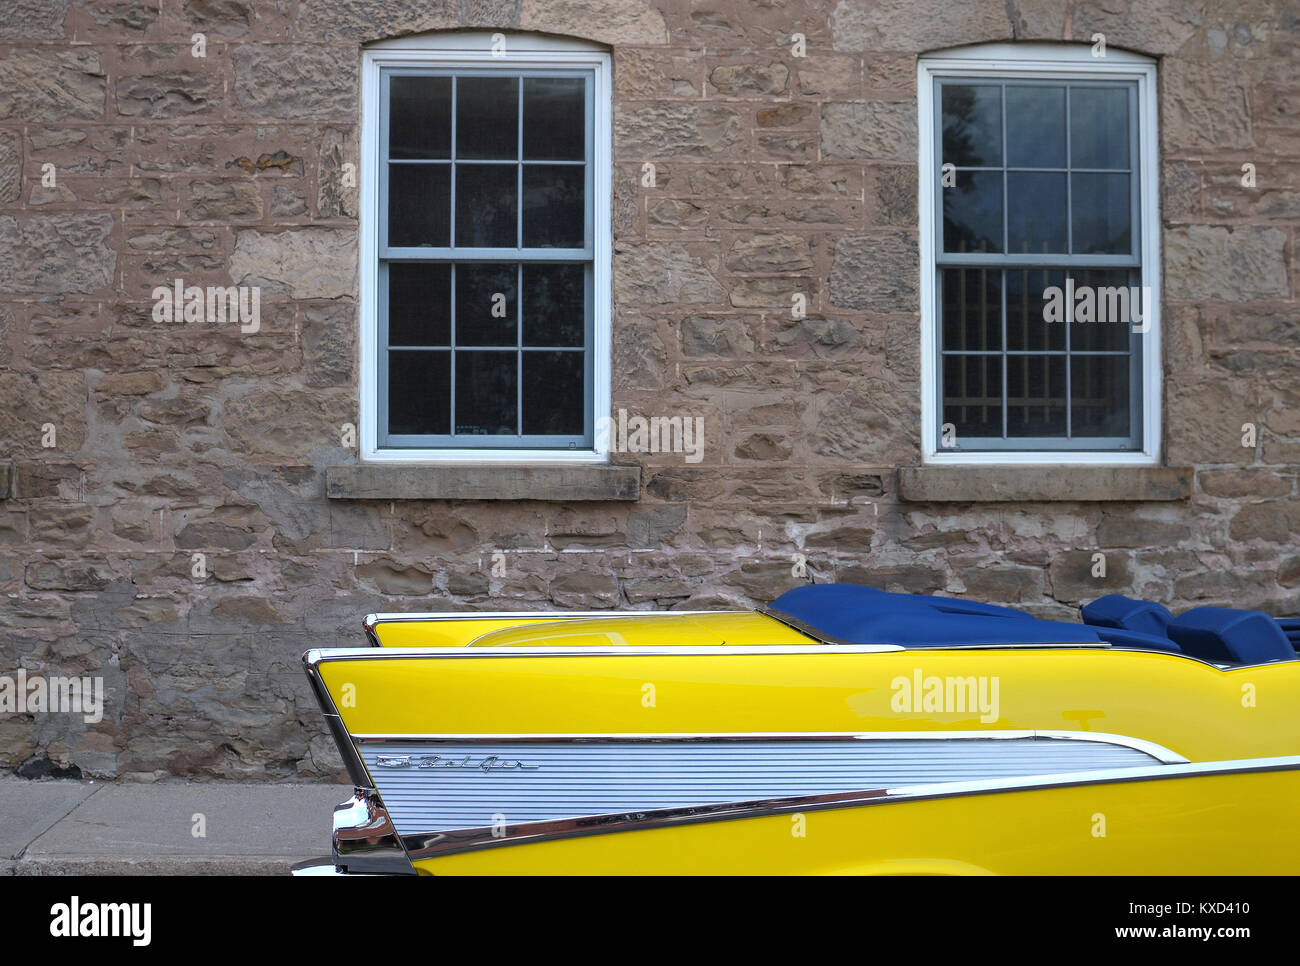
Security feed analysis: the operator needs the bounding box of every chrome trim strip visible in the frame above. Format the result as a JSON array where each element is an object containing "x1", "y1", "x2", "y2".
[
  {"x1": 290, "y1": 857, "x2": 347, "y2": 876},
  {"x1": 301, "y1": 652, "x2": 416, "y2": 875},
  {"x1": 304, "y1": 644, "x2": 903, "y2": 663},
  {"x1": 302, "y1": 654, "x2": 371, "y2": 788},
  {"x1": 400, "y1": 753, "x2": 1300, "y2": 861},
  {"x1": 348, "y1": 730, "x2": 1189, "y2": 765},
  {"x1": 366, "y1": 610, "x2": 740, "y2": 624}
]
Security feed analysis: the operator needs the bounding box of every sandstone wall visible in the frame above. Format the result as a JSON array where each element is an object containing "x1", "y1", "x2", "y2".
[{"x1": 0, "y1": 0, "x2": 1295, "y2": 779}]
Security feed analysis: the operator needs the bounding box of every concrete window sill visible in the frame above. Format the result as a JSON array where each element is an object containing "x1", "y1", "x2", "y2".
[
  {"x1": 326, "y1": 463, "x2": 641, "y2": 502},
  {"x1": 898, "y1": 466, "x2": 1192, "y2": 502}
]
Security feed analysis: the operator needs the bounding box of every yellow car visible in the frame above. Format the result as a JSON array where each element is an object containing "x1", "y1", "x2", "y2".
[{"x1": 293, "y1": 584, "x2": 1300, "y2": 875}]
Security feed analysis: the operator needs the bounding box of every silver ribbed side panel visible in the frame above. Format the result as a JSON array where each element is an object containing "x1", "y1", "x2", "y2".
[{"x1": 361, "y1": 738, "x2": 1161, "y2": 834}]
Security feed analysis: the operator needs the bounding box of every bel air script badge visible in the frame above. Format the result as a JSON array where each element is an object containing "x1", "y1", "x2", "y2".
[{"x1": 375, "y1": 753, "x2": 539, "y2": 772}]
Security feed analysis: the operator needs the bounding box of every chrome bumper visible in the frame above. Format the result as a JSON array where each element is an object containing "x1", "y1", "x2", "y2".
[{"x1": 290, "y1": 857, "x2": 351, "y2": 876}]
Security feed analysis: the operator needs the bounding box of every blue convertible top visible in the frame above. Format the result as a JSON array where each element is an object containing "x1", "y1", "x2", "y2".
[{"x1": 768, "y1": 584, "x2": 1298, "y2": 666}]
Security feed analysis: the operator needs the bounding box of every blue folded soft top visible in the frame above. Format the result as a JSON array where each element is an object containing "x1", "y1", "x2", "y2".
[{"x1": 769, "y1": 584, "x2": 1103, "y2": 647}]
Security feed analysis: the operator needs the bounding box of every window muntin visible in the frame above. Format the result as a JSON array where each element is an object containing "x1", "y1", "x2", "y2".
[
  {"x1": 930, "y1": 71, "x2": 1147, "y2": 454},
  {"x1": 378, "y1": 68, "x2": 595, "y2": 449}
]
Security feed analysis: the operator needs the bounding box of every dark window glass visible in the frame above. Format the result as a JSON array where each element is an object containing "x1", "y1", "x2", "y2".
[
  {"x1": 456, "y1": 76, "x2": 518, "y2": 160},
  {"x1": 388, "y1": 165, "x2": 450, "y2": 247},
  {"x1": 1072, "y1": 355, "x2": 1130, "y2": 437},
  {"x1": 935, "y1": 78, "x2": 1139, "y2": 450},
  {"x1": 1070, "y1": 269, "x2": 1136, "y2": 350},
  {"x1": 943, "y1": 355, "x2": 1003, "y2": 439},
  {"x1": 381, "y1": 68, "x2": 592, "y2": 446},
  {"x1": 523, "y1": 165, "x2": 584, "y2": 248},
  {"x1": 941, "y1": 84, "x2": 1002, "y2": 167},
  {"x1": 455, "y1": 351, "x2": 517, "y2": 435},
  {"x1": 1006, "y1": 354, "x2": 1066, "y2": 437},
  {"x1": 1005, "y1": 86, "x2": 1066, "y2": 168},
  {"x1": 1071, "y1": 172, "x2": 1131, "y2": 253},
  {"x1": 388, "y1": 263, "x2": 451, "y2": 345},
  {"x1": 940, "y1": 268, "x2": 1001, "y2": 352},
  {"x1": 389, "y1": 350, "x2": 450, "y2": 435},
  {"x1": 944, "y1": 170, "x2": 1003, "y2": 253},
  {"x1": 523, "y1": 351, "x2": 584, "y2": 434},
  {"x1": 523, "y1": 77, "x2": 585, "y2": 160},
  {"x1": 1006, "y1": 171, "x2": 1067, "y2": 253},
  {"x1": 1005, "y1": 268, "x2": 1065, "y2": 352},
  {"x1": 523, "y1": 264, "x2": 585, "y2": 347},
  {"x1": 389, "y1": 76, "x2": 451, "y2": 159},
  {"x1": 456, "y1": 263, "x2": 517, "y2": 347},
  {"x1": 1070, "y1": 87, "x2": 1129, "y2": 169},
  {"x1": 455, "y1": 164, "x2": 517, "y2": 248}
]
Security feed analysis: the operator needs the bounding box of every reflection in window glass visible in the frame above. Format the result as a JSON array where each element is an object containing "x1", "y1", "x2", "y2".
[
  {"x1": 936, "y1": 76, "x2": 1141, "y2": 451},
  {"x1": 382, "y1": 68, "x2": 593, "y2": 446}
]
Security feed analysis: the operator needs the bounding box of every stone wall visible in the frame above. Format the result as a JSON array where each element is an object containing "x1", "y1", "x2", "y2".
[{"x1": 0, "y1": 0, "x2": 1295, "y2": 779}]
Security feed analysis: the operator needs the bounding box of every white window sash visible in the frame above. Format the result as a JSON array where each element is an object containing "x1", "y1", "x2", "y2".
[
  {"x1": 917, "y1": 44, "x2": 1162, "y2": 466},
  {"x1": 359, "y1": 34, "x2": 612, "y2": 464}
]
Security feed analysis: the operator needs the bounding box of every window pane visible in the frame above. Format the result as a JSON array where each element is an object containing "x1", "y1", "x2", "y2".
[
  {"x1": 943, "y1": 170, "x2": 1003, "y2": 253},
  {"x1": 1006, "y1": 354, "x2": 1066, "y2": 437},
  {"x1": 940, "y1": 267, "x2": 1001, "y2": 352},
  {"x1": 1007, "y1": 171, "x2": 1067, "y2": 253},
  {"x1": 1071, "y1": 172, "x2": 1130, "y2": 253},
  {"x1": 455, "y1": 163, "x2": 517, "y2": 247},
  {"x1": 455, "y1": 350, "x2": 517, "y2": 435},
  {"x1": 456, "y1": 76, "x2": 518, "y2": 160},
  {"x1": 943, "y1": 355, "x2": 1002, "y2": 439},
  {"x1": 523, "y1": 77, "x2": 585, "y2": 161},
  {"x1": 1005, "y1": 85, "x2": 1065, "y2": 168},
  {"x1": 1006, "y1": 268, "x2": 1065, "y2": 351},
  {"x1": 389, "y1": 350, "x2": 450, "y2": 435},
  {"x1": 1072, "y1": 354, "x2": 1130, "y2": 437},
  {"x1": 523, "y1": 165, "x2": 584, "y2": 248},
  {"x1": 1070, "y1": 87, "x2": 1129, "y2": 169},
  {"x1": 388, "y1": 164, "x2": 449, "y2": 247},
  {"x1": 941, "y1": 84, "x2": 1002, "y2": 167},
  {"x1": 523, "y1": 263, "x2": 585, "y2": 347},
  {"x1": 455, "y1": 263, "x2": 517, "y2": 347},
  {"x1": 389, "y1": 75, "x2": 451, "y2": 160},
  {"x1": 388, "y1": 263, "x2": 450, "y2": 345},
  {"x1": 1070, "y1": 269, "x2": 1136, "y2": 350},
  {"x1": 523, "y1": 351, "x2": 584, "y2": 435}
]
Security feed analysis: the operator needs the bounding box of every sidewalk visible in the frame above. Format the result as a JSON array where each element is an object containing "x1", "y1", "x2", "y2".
[{"x1": 0, "y1": 777, "x2": 351, "y2": 875}]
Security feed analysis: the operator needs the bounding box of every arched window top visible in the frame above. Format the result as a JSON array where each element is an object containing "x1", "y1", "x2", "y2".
[
  {"x1": 366, "y1": 31, "x2": 609, "y2": 55},
  {"x1": 922, "y1": 41, "x2": 1155, "y2": 67}
]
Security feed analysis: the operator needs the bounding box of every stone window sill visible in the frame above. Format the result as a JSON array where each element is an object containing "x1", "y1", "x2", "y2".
[
  {"x1": 898, "y1": 465, "x2": 1192, "y2": 502},
  {"x1": 326, "y1": 463, "x2": 641, "y2": 502}
]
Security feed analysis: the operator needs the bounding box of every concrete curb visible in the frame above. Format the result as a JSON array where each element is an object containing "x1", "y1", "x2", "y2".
[{"x1": 0, "y1": 777, "x2": 351, "y2": 876}]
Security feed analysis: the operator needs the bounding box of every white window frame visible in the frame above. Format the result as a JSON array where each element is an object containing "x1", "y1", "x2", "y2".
[
  {"x1": 359, "y1": 33, "x2": 612, "y2": 464},
  {"x1": 917, "y1": 43, "x2": 1161, "y2": 466}
]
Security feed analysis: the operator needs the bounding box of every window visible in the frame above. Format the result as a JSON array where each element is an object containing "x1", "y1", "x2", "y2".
[
  {"x1": 918, "y1": 45, "x2": 1160, "y2": 465},
  {"x1": 360, "y1": 34, "x2": 611, "y2": 462}
]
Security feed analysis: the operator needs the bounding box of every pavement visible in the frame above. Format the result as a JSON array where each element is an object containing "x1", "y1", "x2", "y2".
[{"x1": 0, "y1": 777, "x2": 352, "y2": 875}]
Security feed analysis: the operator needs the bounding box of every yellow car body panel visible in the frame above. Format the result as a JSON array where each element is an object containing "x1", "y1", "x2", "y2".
[
  {"x1": 318, "y1": 646, "x2": 1299, "y2": 763},
  {"x1": 367, "y1": 611, "x2": 798, "y2": 648},
  {"x1": 370, "y1": 615, "x2": 578, "y2": 647},
  {"x1": 305, "y1": 605, "x2": 1300, "y2": 875},
  {"x1": 409, "y1": 767, "x2": 1300, "y2": 876}
]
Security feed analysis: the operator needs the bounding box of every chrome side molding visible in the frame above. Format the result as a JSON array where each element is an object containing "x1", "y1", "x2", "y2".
[{"x1": 397, "y1": 753, "x2": 1300, "y2": 861}]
